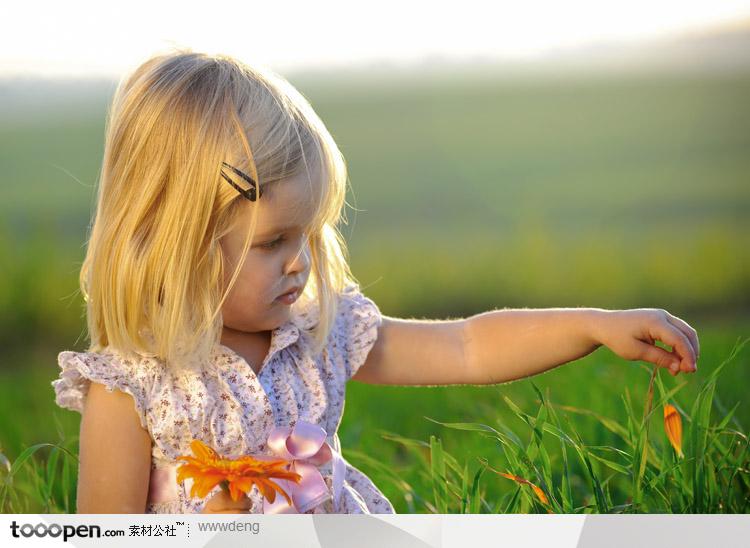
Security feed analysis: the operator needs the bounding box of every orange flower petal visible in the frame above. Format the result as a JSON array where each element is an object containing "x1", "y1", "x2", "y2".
[
  {"x1": 664, "y1": 404, "x2": 684, "y2": 458},
  {"x1": 499, "y1": 472, "x2": 521, "y2": 482},
  {"x1": 531, "y1": 484, "x2": 549, "y2": 505},
  {"x1": 227, "y1": 480, "x2": 248, "y2": 502},
  {"x1": 192, "y1": 473, "x2": 226, "y2": 499},
  {"x1": 269, "y1": 480, "x2": 296, "y2": 506},
  {"x1": 190, "y1": 439, "x2": 222, "y2": 461},
  {"x1": 176, "y1": 463, "x2": 209, "y2": 484},
  {"x1": 255, "y1": 480, "x2": 278, "y2": 503},
  {"x1": 230, "y1": 476, "x2": 257, "y2": 496},
  {"x1": 496, "y1": 470, "x2": 549, "y2": 506}
]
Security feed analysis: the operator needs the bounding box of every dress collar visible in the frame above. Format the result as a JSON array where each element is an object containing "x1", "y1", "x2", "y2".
[
  {"x1": 237, "y1": 293, "x2": 319, "y2": 361},
  {"x1": 268, "y1": 319, "x2": 299, "y2": 356}
]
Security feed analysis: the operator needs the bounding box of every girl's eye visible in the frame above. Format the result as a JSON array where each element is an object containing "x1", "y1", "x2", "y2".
[{"x1": 261, "y1": 236, "x2": 285, "y2": 250}]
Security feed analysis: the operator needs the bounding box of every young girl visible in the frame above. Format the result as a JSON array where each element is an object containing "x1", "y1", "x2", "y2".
[{"x1": 51, "y1": 49, "x2": 700, "y2": 514}]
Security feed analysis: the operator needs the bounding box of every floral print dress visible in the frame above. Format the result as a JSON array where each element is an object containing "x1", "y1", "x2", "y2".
[{"x1": 51, "y1": 282, "x2": 395, "y2": 514}]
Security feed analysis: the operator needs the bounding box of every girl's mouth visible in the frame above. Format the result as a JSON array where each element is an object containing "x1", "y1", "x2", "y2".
[{"x1": 275, "y1": 289, "x2": 299, "y2": 305}]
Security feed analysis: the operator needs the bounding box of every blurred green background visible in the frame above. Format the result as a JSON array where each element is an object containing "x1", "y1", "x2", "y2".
[{"x1": 1, "y1": 65, "x2": 748, "y2": 512}]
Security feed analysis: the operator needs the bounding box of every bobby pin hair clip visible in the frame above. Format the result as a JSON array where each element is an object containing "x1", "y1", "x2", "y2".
[{"x1": 220, "y1": 162, "x2": 263, "y2": 201}]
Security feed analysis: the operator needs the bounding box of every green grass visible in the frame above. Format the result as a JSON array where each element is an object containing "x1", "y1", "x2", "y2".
[{"x1": 346, "y1": 338, "x2": 750, "y2": 514}]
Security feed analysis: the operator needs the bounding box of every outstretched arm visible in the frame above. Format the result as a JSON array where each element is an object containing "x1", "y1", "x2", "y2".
[
  {"x1": 352, "y1": 308, "x2": 699, "y2": 386},
  {"x1": 462, "y1": 307, "x2": 603, "y2": 385},
  {"x1": 464, "y1": 307, "x2": 699, "y2": 383}
]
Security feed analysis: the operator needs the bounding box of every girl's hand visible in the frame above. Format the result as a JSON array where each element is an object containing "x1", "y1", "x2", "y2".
[
  {"x1": 593, "y1": 308, "x2": 700, "y2": 376},
  {"x1": 199, "y1": 488, "x2": 253, "y2": 514}
]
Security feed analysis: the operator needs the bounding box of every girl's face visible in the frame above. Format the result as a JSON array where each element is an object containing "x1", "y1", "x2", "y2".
[{"x1": 219, "y1": 172, "x2": 316, "y2": 333}]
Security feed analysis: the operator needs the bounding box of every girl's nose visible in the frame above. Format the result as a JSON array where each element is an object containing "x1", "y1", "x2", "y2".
[{"x1": 285, "y1": 240, "x2": 311, "y2": 276}]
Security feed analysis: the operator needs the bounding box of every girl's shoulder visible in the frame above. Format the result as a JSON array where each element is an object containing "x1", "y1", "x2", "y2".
[
  {"x1": 53, "y1": 347, "x2": 162, "y2": 430},
  {"x1": 327, "y1": 281, "x2": 384, "y2": 381}
]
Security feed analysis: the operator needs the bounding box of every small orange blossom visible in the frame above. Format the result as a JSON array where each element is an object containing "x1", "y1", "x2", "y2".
[
  {"x1": 663, "y1": 403, "x2": 684, "y2": 458},
  {"x1": 175, "y1": 439, "x2": 302, "y2": 504}
]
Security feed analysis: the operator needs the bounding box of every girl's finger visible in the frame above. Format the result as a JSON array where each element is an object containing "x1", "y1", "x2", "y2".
[
  {"x1": 662, "y1": 312, "x2": 700, "y2": 362},
  {"x1": 205, "y1": 488, "x2": 253, "y2": 511},
  {"x1": 221, "y1": 492, "x2": 253, "y2": 510},
  {"x1": 635, "y1": 339, "x2": 684, "y2": 375},
  {"x1": 650, "y1": 320, "x2": 697, "y2": 372}
]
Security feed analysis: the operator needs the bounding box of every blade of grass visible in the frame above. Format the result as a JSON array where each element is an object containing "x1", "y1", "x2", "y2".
[
  {"x1": 564, "y1": 414, "x2": 609, "y2": 513},
  {"x1": 546, "y1": 398, "x2": 574, "y2": 513},
  {"x1": 430, "y1": 436, "x2": 448, "y2": 513},
  {"x1": 469, "y1": 461, "x2": 487, "y2": 514},
  {"x1": 633, "y1": 365, "x2": 658, "y2": 509}
]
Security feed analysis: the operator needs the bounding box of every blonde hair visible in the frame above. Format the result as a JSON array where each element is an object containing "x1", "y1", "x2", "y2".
[{"x1": 79, "y1": 47, "x2": 359, "y2": 372}]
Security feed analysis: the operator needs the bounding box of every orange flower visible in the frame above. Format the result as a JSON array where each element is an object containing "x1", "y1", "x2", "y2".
[
  {"x1": 176, "y1": 439, "x2": 302, "y2": 504},
  {"x1": 663, "y1": 404, "x2": 684, "y2": 458},
  {"x1": 496, "y1": 470, "x2": 551, "y2": 510}
]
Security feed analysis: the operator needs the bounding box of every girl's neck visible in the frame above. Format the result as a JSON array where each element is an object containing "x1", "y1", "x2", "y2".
[{"x1": 220, "y1": 328, "x2": 272, "y2": 374}]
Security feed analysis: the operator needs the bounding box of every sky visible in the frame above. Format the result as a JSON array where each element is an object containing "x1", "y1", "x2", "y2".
[{"x1": 2, "y1": 0, "x2": 750, "y2": 78}]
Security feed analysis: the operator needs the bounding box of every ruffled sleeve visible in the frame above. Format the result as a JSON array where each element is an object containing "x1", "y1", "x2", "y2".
[
  {"x1": 52, "y1": 349, "x2": 154, "y2": 430},
  {"x1": 334, "y1": 282, "x2": 384, "y2": 381}
]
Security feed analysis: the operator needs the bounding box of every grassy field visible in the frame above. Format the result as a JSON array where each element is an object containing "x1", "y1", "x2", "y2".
[{"x1": 0, "y1": 68, "x2": 748, "y2": 512}]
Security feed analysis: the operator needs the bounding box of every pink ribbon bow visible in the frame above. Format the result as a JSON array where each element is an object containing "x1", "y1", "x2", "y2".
[{"x1": 262, "y1": 420, "x2": 345, "y2": 514}]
